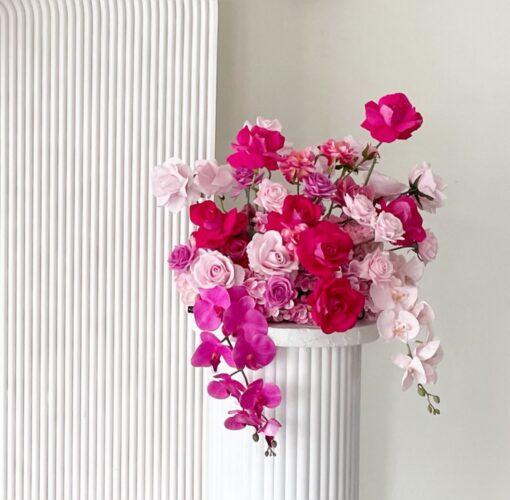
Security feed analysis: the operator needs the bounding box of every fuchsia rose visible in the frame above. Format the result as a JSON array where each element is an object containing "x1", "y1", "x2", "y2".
[
  {"x1": 296, "y1": 221, "x2": 353, "y2": 277},
  {"x1": 382, "y1": 195, "x2": 426, "y2": 246},
  {"x1": 247, "y1": 231, "x2": 298, "y2": 276},
  {"x1": 168, "y1": 243, "x2": 197, "y2": 271},
  {"x1": 151, "y1": 158, "x2": 200, "y2": 212},
  {"x1": 278, "y1": 148, "x2": 316, "y2": 182},
  {"x1": 190, "y1": 200, "x2": 248, "y2": 249},
  {"x1": 222, "y1": 233, "x2": 249, "y2": 267},
  {"x1": 194, "y1": 159, "x2": 234, "y2": 196},
  {"x1": 253, "y1": 179, "x2": 288, "y2": 213},
  {"x1": 264, "y1": 276, "x2": 295, "y2": 308},
  {"x1": 303, "y1": 173, "x2": 336, "y2": 199},
  {"x1": 362, "y1": 93, "x2": 423, "y2": 143},
  {"x1": 308, "y1": 276, "x2": 365, "y2": 333},
  {"x1": 191, "y1": 332, "x2": 235, "y2": 371},
  {"x1": 266, "y1": 195, "x2": 322, "y2": 231},
  {"x1": 227, "y1": 125, "x2": 285, "y2": 171}
]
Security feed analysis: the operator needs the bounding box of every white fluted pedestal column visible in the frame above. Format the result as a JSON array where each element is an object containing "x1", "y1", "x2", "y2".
[{"x1": 202, "y1": 323, "x2": 378, "y2": 500}]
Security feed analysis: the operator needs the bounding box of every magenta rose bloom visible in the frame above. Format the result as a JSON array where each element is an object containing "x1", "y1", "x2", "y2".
[
  {"x1": 303, "y1": 173, "x2": 336, "y2": 199},
  {"x1": 308, "y1": 276, "x2": 365, "y2": 333},
  {"x1": 266, "y1": 195, "x2": 322, "y2": 231},
  {"x1": 296, "y1": 221, "x2": 353, "y2": 277},
  {"x1": 227, "y1": 125, "x2": 285, "y2": 171},
  {"x1": 382, "y1": 195, "x2": 426, "y2": 246},
  {"x1": 264, "y1": 276, "x2": 295, "y2": 309},
  {"x1": 361, "y1": 93, "x2": 423, "y2": 143},
  {"x1": 167, "y1": 243, "x2": 196, "y2": 271}
]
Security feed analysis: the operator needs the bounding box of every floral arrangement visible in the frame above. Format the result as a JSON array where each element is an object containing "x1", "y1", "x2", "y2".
[{"x1": 152, "y1": 93, "x2": 446, "y2": 456}]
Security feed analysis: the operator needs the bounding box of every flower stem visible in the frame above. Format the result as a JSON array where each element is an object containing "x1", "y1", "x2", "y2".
[{"x1": 363, "y1": 142, "x2": 382, "y2": 186}]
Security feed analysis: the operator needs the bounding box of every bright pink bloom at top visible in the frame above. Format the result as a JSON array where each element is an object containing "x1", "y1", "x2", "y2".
[
  {"x1": 227, "y1": 125, "x2": 285, "y2": 171},
  {"x1": 279, "y1": 148, "x2": 316, "y2": 182},
  {"x1": 381, "y1": 195, "x2": 426, "y2": 246},
  {"x1": 194, "y1": 286, "x2": 231, "y2": 330},
  {"x1": 190, "y1": 200, "x2": 248, "y2": 250},
  {"x1": 207, "y1": 373, "x2": 245, "y2": 400},
  {"x1": 191, "y1": 332, "x2": 235, "y2": 371},
  {"x1": 240, "y1": 379, "x2": 282, "y2": 414},
  {"x1": 361, "y1": 93, "x2": 423, "y2": 143}
]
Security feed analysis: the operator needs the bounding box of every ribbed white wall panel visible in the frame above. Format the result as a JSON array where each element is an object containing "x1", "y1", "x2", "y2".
[{"x1": 0, "y1": 1, "x2": 218, "y2": 499}]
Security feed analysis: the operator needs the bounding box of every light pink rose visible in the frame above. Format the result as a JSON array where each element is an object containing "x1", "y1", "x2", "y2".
[
  {"x1": 377, "y1": 309, "x2": 420, "y2": 342},
  {"x1": 409, "y1": 162, "x2": 447, "y2": 213},
  {"x1": 243, "y1": 275, "x2": 267, "y2": 304},
  {"x1": 194, "y1": 159, "x2": 234, "y2": 196},
  {"x1": 247, "y1": 230, "x2": 298, "y2": 276},
  {"x1": 190, "y1": 249, "x2": 245, "y2": 289},
  {"x1": 418, "y1": 229, "x2": 438, "y2": 263},
  {"x1": 349, "y1": 248, "x2": 394, "y2": 284},
  {"x1": 151, "y1": 158, "x2": 200, "y2": 212},
  {"x1": 253, "y1": 179, "x2": 288, "y2": 213},
  {"x1": 174, "y1": 272, "x2": 198, "y2": 306},
  {"x1": 365, "y1": 171, "x2": 406, "y2": 198},
  {"x1": 373, "y1": 212, "x2": 405, "y2": 243},
  {"x1": 343, "y1": 194, "x2": 377, "y2": 226}
]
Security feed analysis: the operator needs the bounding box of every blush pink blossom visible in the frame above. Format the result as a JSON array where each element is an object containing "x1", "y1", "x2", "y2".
[
  {"x1": 365, "y1": 171, "x2": 406, "y2": 199},
  {"x1": 194, "y1": 159, "x2": 234, "y2": 196},
  {"x1": 247, "y1": 231, "x2": 298, "y2": 276},
  {"x1": 318, "y1": 135, "x2": 376, "y2": 169},
  {"x1": 190, "y1": 249, "x2": 245, "y2": 289},
  {"x1": 343, "y1": 193, "x2": 377, "y2": 226},
  {"x1": 418, "y1": 229, "x2": 439, "y2": 263},
  {"x1": 349, "y1": 248, "x2": 394, "y2": 284},
  {"x1": 253, "y1": 179, "x2": 288, "y2": 213},
  {"x1": 370, "y1": 281, "x2": 418, "y2": 312},
  {"x1": 373, "y1": 212, "x2": 405, "y2": 243},
  {"x1": 174, "y1": 272, "x2": 198, "y2": 306},
  {"x1": 191, "y1": 332, "x2": 235, "y2": 371},
  {"x1": 342, "y1": 221, "x2": 375, "y2": 245},
  {"x1": 151, "y1": 158, "x2": 200, "y2": 212},
  {"x1": 376, "y1": 309, "x2": 420, "y2": 342},
  {"x1": 409, "y1": 162, "x2": 447, "y2": 213}
]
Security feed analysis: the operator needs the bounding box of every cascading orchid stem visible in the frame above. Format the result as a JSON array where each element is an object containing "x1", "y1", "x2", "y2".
[{"x1": 363, "y1": 141, "x2": 382, "y2": 186}]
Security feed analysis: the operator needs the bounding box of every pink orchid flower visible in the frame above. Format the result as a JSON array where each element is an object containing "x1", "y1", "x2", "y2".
[
  {"x1": 222, "y1": 295, "x2": 268, "y2": 338},
  {"x1": 191, "y1": 332, "x2": 235, "y2": 372},
  {"x1": 233, "y1": 333, "x2": 276, "y2": 371},
  {"x1": 194, "y1": 286, "x2": 231, "y2": 331},
  {"x1": 392, "y1": 337, "x2": 443, "y2": 390},
  {"x1": 207, "y1": 373, "x2": 245, "y2": 400},
  {"x1": 240, "y1": 379, "x2": 282, "y2": 415},
  {"x1": 261, "y1": 418, "x2": 282, "y2": 447},
  {"x1": 224, "y1": 409, "x2": 263, "y2": 431}
]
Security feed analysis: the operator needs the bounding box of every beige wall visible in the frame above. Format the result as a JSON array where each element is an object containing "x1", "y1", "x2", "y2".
[{"x1": 216, "y1": 1, "x2": 510, "y2": 499}]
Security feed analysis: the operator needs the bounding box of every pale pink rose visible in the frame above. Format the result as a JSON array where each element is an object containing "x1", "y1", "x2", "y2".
[
  {"x1": 247, "y1": 230, "x2": 298, "y2": 276},
  {"x1": 151, "y1": 158, "x2": 200, "y2": 212},
  {"x1": 418, "y1": 229, "x2": 438, "y2": 263},
  {"x1": 349, "y1": 248, "x2": 394, "y2": 284},
  {"x1": 243, "y1": 275, "x2": 267, "y2": 304},
  {"x1": 343, "y1": 194, "x2": 377, "y2": 226},
  {"x1": 377, "y1": 309, "x2": 420, "y2": 342},
  {"x1": 256, "y1": 116, "x2": 282, "y2": 132},
  {"x1": 190, "y1": 249, "x2": 245, "y2": 289},
  {"x1": 365, "y1": 171, "x2": 406, "y2": 199},
  {"x1": 253, "y1": 179, "x2": 288, "y2": 213},
  {"x1": 409, "y1": 162, "x2": 447, "y2": 213},
  {"x1": 370, "y1": 281, "x2": 418, "y2": 311},
  {"x1": 393, "y1": 337, "x2": 442, "y2": 390},
  {"x1": 174, "y1": 272, "x2": 198, "y2": 306},
  {"x1": 373, "y1": 212, "x2": 405, "y2": 243},
  {"x1": 194, "y1": 159, "x2": 234, "y2": 196}
]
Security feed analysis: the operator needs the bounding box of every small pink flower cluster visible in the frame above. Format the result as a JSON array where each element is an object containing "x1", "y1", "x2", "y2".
[{"x1": 152, "y1": 93, "x2": 447, "y2": 452}]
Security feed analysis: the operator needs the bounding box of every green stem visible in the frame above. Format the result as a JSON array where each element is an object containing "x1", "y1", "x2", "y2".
[{"x1": 363, "y1": 142, "x2": 382, "y2": 186}]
